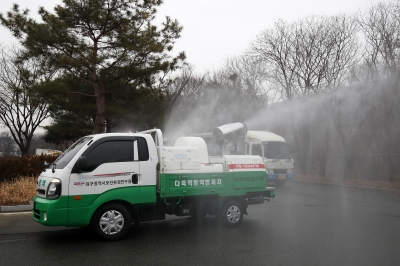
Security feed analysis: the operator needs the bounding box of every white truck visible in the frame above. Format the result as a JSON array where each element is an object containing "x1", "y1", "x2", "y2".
[
  {"x1": 245, "y1": 131, "x2": 294, "y2": 186},
  {"x1": 189, "y1": 123, "x2": 295, "y2": 187},
  {"x1": 32, "y1": 128, "x2": 274, "y2": 240}
]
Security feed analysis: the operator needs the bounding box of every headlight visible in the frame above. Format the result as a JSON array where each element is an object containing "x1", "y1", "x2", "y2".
[
  {"x1": 46, "y1": 179, "x2": 61, "y2": 199},
  {"x1": 267, "y1": 169, "x2": 274, "y2": 174},
  {"x1": 287, "y1": 169, "x2": 293, "y2": 174}
]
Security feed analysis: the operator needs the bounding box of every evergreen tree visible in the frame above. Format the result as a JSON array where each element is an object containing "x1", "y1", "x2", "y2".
[
  {"x1": 0, "y1": 0, "x2": 185, "y2": 133},
  {"x1": 43, "y1": 73, "x2": 168, "y2": 145}
]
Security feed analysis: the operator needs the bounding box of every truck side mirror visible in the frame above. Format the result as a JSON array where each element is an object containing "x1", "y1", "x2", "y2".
[
  {"x1": 77, "y1": 156, "x2": 88, "y2": 172},
  {"x1": 42, "y1": 161, "x2": 49, "y2": 172}
]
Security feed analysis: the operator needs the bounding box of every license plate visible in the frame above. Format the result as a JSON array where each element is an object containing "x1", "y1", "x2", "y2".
[{"x1": 278, "y1": 174, "x2": 286, "y2": 180}]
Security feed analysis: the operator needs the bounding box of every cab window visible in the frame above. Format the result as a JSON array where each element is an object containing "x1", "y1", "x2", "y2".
[
  {"x1": 85, "y1": 140, "x2": 133, "y2": 171},
  {"x1": 83, "y1": 137, "x2": 149, "y2": 172},
  {"x1": 137, "y1": 137, "x2": 149, "y2": 161},
  {"x1": 252, "y1": 143, "x2": 263, "y2": 157}
]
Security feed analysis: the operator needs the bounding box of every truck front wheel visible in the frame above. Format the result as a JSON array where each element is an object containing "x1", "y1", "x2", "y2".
[
  {"x1": 91, "y1": 203, "x2": 131, "y2": 240},
  {"x1": 219, "y1": 201, "x2": 243, "y2": 226}
]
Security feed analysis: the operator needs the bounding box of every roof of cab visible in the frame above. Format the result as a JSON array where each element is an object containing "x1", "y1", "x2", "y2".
[
  {"x1": 85, "y1": 132, "x2": 150, "y2": 140},
  {"x1": 245, "y1": 130, "x2": 285, "y2": 143}
]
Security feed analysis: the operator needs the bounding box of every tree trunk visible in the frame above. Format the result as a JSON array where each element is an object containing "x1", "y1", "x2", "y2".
[
  {"x1": 18, "y1": 139, "x2": 31, "y2": 157},
  {"x1": 386, "y1": 144, "x2": 396, "y2": 183},
  {"x1": 20, "y1": 147, "x2": 30, "y2": 157},
  {"x1": 93, "y1": 87, "x2": 106, "y2": 134},
  {"x1": 105, "y1": 118, "x2": 112, "y2": 133}
]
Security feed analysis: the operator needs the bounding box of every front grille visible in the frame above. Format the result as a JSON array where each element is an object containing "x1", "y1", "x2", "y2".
[
  {"x1": 36, "y1": 189, "x2": 45, "y2": 196},
  {"x1": 274, "y1": 169, "x2": 287, "y2": 174},
  {"x1": 33, "y1": 208, "x2": 40, "y2": 220}
]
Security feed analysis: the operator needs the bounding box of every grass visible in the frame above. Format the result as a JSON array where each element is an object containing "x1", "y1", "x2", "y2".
[{"x1": 0, "y1": 176, "x2": 36, "y2": 206}]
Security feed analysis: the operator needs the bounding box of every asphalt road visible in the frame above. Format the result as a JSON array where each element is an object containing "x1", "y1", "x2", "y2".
[{"x1": 1, "y1": 182, "x2": 400, "y2": 266}]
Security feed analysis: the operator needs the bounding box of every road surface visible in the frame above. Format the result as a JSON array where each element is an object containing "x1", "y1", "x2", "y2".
[{"x1": 1, "y1": 182, "x2": 399, "y2": 265}]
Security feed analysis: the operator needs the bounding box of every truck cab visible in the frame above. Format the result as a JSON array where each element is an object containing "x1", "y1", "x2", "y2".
[
  {"x1": 245, "y1": 131, "x2": 294, "y2": 186},
  {"x1": 33, "y1": 133, "x2": 158, "y2": 227}
]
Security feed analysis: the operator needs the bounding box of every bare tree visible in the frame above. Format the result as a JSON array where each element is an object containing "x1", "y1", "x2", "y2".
[
  {"x1": 292, "y1": 16, "x2": 331, "y2": 95},
  {"x1": 323, "y1": 15, "x2": 360, "y2": 89},
  {"x1": 164, "y1": 57, "x2": 272, "y2": 139},
  {"x1": 361, "y1": 78, "x2": 400, "y2": 182},
  {"x1": 250, "y1": 20, "x2": 297, "y2": 99},
  {"x1": 292, "y1": 16, "x2": 359, "y2": 95},
  {"x1": 251, "y1": 16, "x2": 358, "y2": 175},
  {"x1": 358, "y1": 1, "x2": 400, "y2": 79},
  {"x1": 164, "y1": 64, "x2": 206, "y2": 114},
  {"x1": 223, "y1": 55, "x2": 276, "y2": 104},
  {"x1": 0, "y1": 46, "x2": 53, "y2": 156},
  {"x1": 251, "y1": 15, "x2": 358, "y2": 100},
  {"x1": 162, "y1": 65, "x2": 209, "y2": 139}
]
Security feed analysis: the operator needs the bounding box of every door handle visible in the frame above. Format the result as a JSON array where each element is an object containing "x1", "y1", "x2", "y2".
[{"x1": 132, "y1": 174, "x2": 138, "y2": 184}]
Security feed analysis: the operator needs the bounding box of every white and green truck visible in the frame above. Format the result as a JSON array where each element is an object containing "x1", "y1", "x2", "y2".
[{"x1": 33, "y1": 128, "x2": 275, "y2": 240}]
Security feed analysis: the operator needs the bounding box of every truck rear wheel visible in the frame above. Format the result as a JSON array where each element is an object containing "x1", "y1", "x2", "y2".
[
  {"x1": 91, "y1": 203, "x2": 131, "y2": 240},
  {"x1": 219, "y1": 201, "x2": 243, "y2": 226}
]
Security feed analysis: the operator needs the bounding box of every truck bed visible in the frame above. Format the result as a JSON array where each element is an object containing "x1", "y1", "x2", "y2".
[{"x1": 160, "y1": 155, "x2": 268, "y2": 198}]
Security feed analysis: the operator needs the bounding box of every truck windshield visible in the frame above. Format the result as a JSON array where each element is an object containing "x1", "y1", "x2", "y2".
[
  {"x1": 48, "y1": 137, "x2": 93, "y2": 169},
  {"x1": 263, "y1": 142, "x2": 292, "y2": 160}
]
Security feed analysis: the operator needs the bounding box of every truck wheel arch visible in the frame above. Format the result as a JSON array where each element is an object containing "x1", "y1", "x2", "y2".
[{"x1": 88, "y1": 199, "x2": 140, "y2": 228}]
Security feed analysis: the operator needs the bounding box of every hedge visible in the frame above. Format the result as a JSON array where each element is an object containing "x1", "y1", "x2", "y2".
[{"x1": 0, "y1": 155, "x2": 58, "y2": 183}]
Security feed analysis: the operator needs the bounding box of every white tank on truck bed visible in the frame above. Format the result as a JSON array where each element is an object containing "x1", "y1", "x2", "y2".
[{"x1": 174, "y1": 137, "x2": 209, "y2": 163}]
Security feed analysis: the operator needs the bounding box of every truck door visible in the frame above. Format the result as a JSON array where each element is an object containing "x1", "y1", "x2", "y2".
[
  {"x1": 251, "y1": 143, "x2": 263, "y2": 158},
  {"x1": 68, "y1": 136, "x2": 141, "y2": 224}
]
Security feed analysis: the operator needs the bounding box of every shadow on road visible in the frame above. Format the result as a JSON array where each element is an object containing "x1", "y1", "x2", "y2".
[{"x1": 31, "y1": 214, "x2": 269, "y2": 245}]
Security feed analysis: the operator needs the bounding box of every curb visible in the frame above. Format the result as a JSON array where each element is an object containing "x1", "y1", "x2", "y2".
[{"x1": 0, "y1": 205, "x2": 32, "y2": 213}]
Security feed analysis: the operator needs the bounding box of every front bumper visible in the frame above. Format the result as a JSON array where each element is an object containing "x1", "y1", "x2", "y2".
[
  {"x1": 32, "y1": 196, "x2": 69, "y2": 226},
  {"x1": 267, "y1": 173, "x2": 295, "y2": 180}
]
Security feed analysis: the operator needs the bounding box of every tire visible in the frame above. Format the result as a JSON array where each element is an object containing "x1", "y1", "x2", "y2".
[
  {"x1": 219, "y1": 201, "x2": 243, "y2": 226},
  {"x1": 91, "y1": 203, "x2": 131, "y2": 241}
]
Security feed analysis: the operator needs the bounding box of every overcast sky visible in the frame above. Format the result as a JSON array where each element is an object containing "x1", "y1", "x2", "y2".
[{"x1": 0, "y1": 0, "x2": 393, "y2": 73}]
